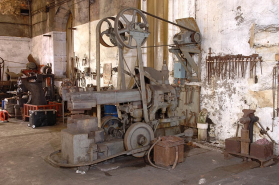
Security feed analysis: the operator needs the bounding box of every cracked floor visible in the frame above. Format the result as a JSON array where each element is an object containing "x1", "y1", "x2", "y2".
[{"x1": 0, "y1": 119, "x2": 278, "y2": 185}]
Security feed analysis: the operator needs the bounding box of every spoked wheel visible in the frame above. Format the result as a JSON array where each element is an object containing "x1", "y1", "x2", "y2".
[
  {"x1": 101, "y1": 116, "x2": 122, "y2": 135},
  {"x1": 124, "y1": 122, "x2": 154, "y2": 157},
  {"x1": 98, "y1": 17, "x2": 125, "y2": 47},
  {"x1": 114, "y1": 8, "x2": 149, "y2": 49}
]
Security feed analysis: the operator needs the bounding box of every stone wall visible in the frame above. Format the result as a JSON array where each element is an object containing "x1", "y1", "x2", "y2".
[{"x1": 0, "y1": 0, "x2": 30, "y2": 37}]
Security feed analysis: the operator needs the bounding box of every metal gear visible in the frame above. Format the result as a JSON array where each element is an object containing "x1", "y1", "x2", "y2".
[{"x1": 101, "y1": 116, "x2": 122, "y2": 136}]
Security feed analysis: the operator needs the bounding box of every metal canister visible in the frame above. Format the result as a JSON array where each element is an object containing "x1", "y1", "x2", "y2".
[
  {"x1": 5, "y1": 103, "x2": 15, "y2": 117},
  {"x1": 14, "y1": 104, "x2": 22, "y2": 119}
]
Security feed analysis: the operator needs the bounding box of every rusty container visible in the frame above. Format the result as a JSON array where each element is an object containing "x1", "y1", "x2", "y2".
[
  {"x1": 250, "y1": 142, "x2": 273, "y2": 159},
  {"x1": 225, "y1": 137, "x2": 241, "y2": 153},
  {"x1": 154, "y1": 136, "x2": 184, "y2": 167}
]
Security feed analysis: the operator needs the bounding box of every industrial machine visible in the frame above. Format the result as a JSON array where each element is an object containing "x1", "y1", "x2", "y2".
[{"x1": 48, "y1": 8, "x2": 202, "y2": 167}]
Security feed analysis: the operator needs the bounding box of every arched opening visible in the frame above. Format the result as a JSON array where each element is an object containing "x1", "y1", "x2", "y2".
[{"x1": 66, "y1": 13, "x2": 73, "y2": 78}]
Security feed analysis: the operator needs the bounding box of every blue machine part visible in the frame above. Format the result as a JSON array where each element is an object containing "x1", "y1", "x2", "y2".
[
  {"x1": 104, "y1": 105, "x2": 118, "y2": 117},
  {"x1": 174, "y1": 62, "x2": 186, "y2": 79}
]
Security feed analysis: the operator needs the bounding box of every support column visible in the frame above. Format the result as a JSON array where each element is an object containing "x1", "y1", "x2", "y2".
[{"x1": 146, "y1": 0, "x2": 168, "y2": 70}]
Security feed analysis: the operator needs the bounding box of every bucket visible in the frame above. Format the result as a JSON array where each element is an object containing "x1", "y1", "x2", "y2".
[
  {"x1": 5, "y1": 103, "x2": 15, "y2": 117},
  {"x1": 104, "y1": 105, "x2": 118, "y2": 117},
  {"x1": 197, "y1": 123, "x2": 208, "y2": 141}
]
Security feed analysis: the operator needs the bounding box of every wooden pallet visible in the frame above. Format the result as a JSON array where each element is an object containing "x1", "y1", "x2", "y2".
[{"x1": 224, "y1": 151, "x2": 276, "y2": 167}]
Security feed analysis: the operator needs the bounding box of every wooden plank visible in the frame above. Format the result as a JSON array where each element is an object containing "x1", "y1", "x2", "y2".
[{"x1": 241, "y1": 129, "x2": 250, "y2": 155}]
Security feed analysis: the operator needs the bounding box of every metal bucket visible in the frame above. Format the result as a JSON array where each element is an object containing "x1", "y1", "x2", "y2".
[
  {"x1": 5, "y1": 103, "x2": 15, "y2": 117},
  {"x1": 14, "y1": 104, "x2": 22, "y2": 119}
]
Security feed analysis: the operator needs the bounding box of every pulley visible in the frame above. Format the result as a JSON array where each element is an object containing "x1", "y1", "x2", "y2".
[{"x1": 98, "y1": 17, "x2": 125, "y2": 47}]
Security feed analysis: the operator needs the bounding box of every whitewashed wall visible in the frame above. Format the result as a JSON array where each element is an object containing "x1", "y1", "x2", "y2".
[
  {"x1": 31, "y1": 31, "x2": 66, "y2": 77},
  {"x1": 0, "y1": 36, "x2": 31, "y2": 80},
  {"x1": 193, "y1": 0, "x2": 279, "y2": 152}
]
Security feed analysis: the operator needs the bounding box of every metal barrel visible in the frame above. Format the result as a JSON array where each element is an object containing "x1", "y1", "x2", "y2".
[
  {"x1": 14, "y1": 104, "x2": 22, "y2": 119},
  {"x1": 5, "y1": 103, "x2": 15, "y2": 117}
]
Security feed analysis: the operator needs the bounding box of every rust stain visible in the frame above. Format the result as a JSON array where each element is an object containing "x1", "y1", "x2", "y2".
[
  {"x1": 235, "y1": 6, "x2": 244, "y2": 26},
  {"x1": 249, "y1": 90, "x2": 272, "y2": 107},
  {"x1": 0, "y1": 0, "x2": 28, "y2": 15}
]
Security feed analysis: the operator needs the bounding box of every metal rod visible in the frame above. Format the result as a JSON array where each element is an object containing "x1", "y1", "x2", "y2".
[{"x1": 141, "y1": 10, "x2": 197, "y2": 33}]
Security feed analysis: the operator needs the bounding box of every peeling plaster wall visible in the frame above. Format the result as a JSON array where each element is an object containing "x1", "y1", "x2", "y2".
[
  {"x1": 0, "y1": 36, "x2": 31, "y2": 80},
  {"x1": 194, "y1": 0, "x2": 279, "y2": 152}
]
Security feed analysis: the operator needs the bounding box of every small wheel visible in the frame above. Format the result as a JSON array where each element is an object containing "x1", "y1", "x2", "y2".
[
  {"x1": 101, "y1": 116, "x2": 122, "y2": 136},
  {"x1": 114, "y1": 8, "x2": 149, "y2": 49},
  {"x1": 32, "y1": 125, "x2": 36, "y2": 129},
  {"x1": 124, "y1": 122, "x2": 154, "y2": 157}
]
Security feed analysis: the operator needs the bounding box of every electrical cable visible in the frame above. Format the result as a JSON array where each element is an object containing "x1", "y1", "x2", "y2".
[
  {"x1": 147, "y1": 137, "x2": 180, "y2": 171},
  {"x1": 147, "y1": 137, "x2": 169, "y2": 170}
]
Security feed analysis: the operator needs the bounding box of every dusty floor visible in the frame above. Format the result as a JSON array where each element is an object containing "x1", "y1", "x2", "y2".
[{"x1": 0, "y1": 118, "x2": 278, "y2": 185}]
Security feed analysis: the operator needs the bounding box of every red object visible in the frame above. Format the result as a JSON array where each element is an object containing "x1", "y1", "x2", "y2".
[
  {"x1": 23, "y1": 102, "x2": 62, "y2": 121},
  {"x1": 0, "y1": 110, "x2": 9, "y2": 121}
]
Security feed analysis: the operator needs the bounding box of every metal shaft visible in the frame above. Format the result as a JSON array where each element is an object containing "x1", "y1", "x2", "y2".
[{"x1": 141, "y1": 10, "x2": 197, "y2": 33}]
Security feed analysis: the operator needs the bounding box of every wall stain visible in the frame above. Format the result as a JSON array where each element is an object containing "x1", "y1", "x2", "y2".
[{"x1": 235, "y1": 6, "x2": 244, "y2": 26}]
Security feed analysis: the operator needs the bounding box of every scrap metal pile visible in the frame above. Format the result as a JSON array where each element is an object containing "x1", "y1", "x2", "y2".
[{"x1": 206, "y1": 48, "x2": 263, "y2": 84}]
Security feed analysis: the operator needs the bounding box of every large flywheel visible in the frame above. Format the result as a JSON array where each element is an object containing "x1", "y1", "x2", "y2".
[
  {"x1": 124, "y1": 122, "x2": 154, "y2": 157},
  {"x1": 114, "y1": 8, "x2": 149, "y2": 49}
]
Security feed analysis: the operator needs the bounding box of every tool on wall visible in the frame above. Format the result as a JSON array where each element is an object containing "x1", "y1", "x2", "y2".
[
  {"x1": 206, "y1": 48, "x2": 263, "y2": 84},
  {"x1": 272, "y1": 54, "x2": 279, "y2": 132},
  {"x1": 0, "y1": 57, "x2": 4, "y2": 81}
]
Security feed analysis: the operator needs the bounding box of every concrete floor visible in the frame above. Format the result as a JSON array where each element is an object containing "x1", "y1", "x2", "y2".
[{"x1": 0, "y1": 118, "x2": 278, "y2": 185}]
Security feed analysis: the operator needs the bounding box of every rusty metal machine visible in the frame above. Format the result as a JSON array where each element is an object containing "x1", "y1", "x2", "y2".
[
  {"x1": 224, "y1": 109, "x2": 276, "y2": 167},
  {"x1": 17, "y1": 73, "x2": 55, "y2": 105},
  {"x1": 48, "y1": 8, "x2": 202, "y2": 167}
]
